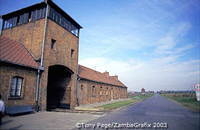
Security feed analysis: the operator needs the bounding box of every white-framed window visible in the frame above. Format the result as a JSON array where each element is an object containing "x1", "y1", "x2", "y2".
[{"x1": 10, "y1": 76, "x2": 23, "y2": 97}]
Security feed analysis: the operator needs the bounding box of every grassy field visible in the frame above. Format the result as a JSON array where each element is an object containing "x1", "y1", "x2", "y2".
[
  {"x1": 161, "y1": 93, "x2": 200, "y2": 112},
  {"x1": 97, "y1": 93, "x2": 154, "y2": 110}
]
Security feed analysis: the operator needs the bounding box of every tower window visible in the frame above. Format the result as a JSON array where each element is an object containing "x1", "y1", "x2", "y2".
[
  {"x1": 81, "y1": 85, "x2": 83, "y2": 90},
  {"x1": 51, "y1": 39, "x2": 56, "y2": 49},
  {"x1": 71, "y1": 49, "x2": 74, "y2": 57}
]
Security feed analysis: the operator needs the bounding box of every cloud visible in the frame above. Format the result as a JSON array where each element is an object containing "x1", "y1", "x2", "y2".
[
  {"x1": 155, "y1": 22, "x2": 192, "y2": 55},
  {"x1": 79, "y1": 21, "x2": 198, "y2": 92},
  {"x1": 79, "y1": 57, "x2": 200, "y2": 92},
  {"x1": 78, "y1": 0, "x2": 199, "y2": 93}
]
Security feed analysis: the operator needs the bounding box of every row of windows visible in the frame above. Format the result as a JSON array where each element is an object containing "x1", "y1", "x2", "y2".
[
  {"x1": 3, "y1": 17, "x2": 18, "y2": 29},
  {"x1": 48, "y1": 7, "x2": 79, "y2": 36},
  {"x1": 3, "y1": 6, "x2": 79, "y2": 37},
  {"x1": 80, "y1": 85, "x2": 125, "y2": 97},
  {"x1": 10, "y1": 77, "x2": 126, "y2": 98},
  {"x1": 81, "y1": 85, "x2": 124, "y2": 91},
  {"x1": 31, "y1": 8, "x2": 46, "y2": 21},
  {"x1": 3, "y1": 7, "x2": 46, "y2": 30}
]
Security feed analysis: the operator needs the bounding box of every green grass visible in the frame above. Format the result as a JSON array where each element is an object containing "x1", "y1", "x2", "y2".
[
  {"x1": 161, "y1": 94, "x2": 200, "y2": 112},
  {"x1": 130, "y1": 94, "x2": 154, "y2": 100},
  {"x1": 98, "y1": 99, "x2": 137, "y2": 110},
  {"x1": 97, "y1": 94, "x2": 154, "y2": 110}
]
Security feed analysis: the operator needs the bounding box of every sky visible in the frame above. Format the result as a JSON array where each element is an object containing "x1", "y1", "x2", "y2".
[{"x1": 0, "y1": 0, "x2": 199, "y2": 91}]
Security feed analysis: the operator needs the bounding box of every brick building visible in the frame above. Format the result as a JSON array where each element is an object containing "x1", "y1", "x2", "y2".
[
  {"x1": 0, "y1": 0, "x2": 127, "y2": 112},
  {"x1": 77, "y1": 65, "x2": 127, "y2": 105}
]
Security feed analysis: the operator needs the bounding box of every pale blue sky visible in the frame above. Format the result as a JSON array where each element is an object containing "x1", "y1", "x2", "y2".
[{"x1": 0, "y1": 0, "x2": 199, "y2": 91}]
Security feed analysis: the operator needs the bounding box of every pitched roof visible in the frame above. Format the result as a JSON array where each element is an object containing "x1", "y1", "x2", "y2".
[
  {"x1": 78, "y1": 65, "x2": 127, "y2": 88},
  {"x1": 0, "y1": 36, "x2": 39, "y2": 69}
]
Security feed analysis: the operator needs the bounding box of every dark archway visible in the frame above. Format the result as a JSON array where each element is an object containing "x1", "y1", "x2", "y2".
[{"x1": 47, "y1": 65, "x2": 73, "y2": 110}]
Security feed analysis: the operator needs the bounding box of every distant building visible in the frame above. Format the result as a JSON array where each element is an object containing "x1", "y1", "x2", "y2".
[
  {"x1": 0, "y1": 0, "x2": 127, "y2": 112},
  {"x1": 141, "y1": 88, "x2": 145, "y2": 93},
  {"x1": 141, "y1": 88, "x2": 145, "y2": 94}
]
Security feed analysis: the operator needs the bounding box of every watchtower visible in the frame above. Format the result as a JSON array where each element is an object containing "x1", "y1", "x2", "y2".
[{"x1": 1, "y1": 0, "x2": 82, "y2": 110}]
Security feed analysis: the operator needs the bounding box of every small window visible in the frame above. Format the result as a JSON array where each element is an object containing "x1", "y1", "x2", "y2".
[
  {"x1": 81, "y1": 85, "x2": 83, "y2": 90},
  {"x1": 71, "y1": 49, "x2": 74, "y2": 57},
  {"x1": 92, "y1": 86, "x2": 95, "y2": 96},
  {"x1": 10, "y1": 76, "x2": 23, "y2": 97},
  {"x1": 51, "y1": 39, "x2": 56, "y2": 49},
  {"x1": 100, "y1": 86, "x2": 103, "y2": 95}
]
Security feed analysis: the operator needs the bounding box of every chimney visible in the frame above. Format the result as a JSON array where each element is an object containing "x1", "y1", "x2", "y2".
[
  {"x1": 103, "y1": 71, "x2": 109, "y2": 77},
  {"x1": 112, "y1": 75, "x2": 118, "y2": 80}
]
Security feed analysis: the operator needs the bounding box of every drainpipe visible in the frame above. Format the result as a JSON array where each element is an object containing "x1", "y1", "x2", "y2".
[
  {"x1": 75, "y1": 31, "x2": 80, "y2": 107},
  {"x1": 35, "y1": 2, "x2": 49, "y2": 111}
]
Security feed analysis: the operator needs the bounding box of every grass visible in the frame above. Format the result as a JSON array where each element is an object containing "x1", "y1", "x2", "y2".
[
  {"x1": 97, "y1": 99, "x2": 137, "y2": 110},
  {"x1": 97, "y1": 94, "x2": 154, "y2": 110},
  {"x1": 161, "y1": 93, "x2": 200, "y2": 112},
  {"x1": 130, "y1": 93, "x2": 154, "y2": 100}
]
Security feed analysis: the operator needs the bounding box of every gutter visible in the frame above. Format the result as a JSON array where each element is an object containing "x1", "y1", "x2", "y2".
[
  {"x1": 0, "y1": 60, "x2": 44, "y2": 71},
  {"x1": 35, "y1": 2, "x2": 49, "y2": 111},
  {"x1": 76, "y1": 38, "x2": 80, "y2": 107}
]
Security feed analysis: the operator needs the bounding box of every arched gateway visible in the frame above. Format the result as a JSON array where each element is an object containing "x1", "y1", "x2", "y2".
[{"x1": 47, "y1": 65, "x2": 73, "y2": 110}]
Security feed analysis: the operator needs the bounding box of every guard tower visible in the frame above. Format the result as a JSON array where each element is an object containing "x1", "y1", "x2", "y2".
[{"x1": 1, "y1": 0, "x2": 82, "y2": 110}]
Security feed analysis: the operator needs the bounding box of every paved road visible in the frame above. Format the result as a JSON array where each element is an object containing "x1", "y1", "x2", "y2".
[
  {"x1": 0, "y1": 112, "x2": 103, "y2": 130},
  {"x1": 79, "y1": 94, "x2": 200, "y2": 130},
  {"x1": 1, "y1": 95, "x2": 199, "y2": 130}
]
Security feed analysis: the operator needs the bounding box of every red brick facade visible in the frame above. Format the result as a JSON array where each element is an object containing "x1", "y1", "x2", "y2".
[{"x1": 77, "y1": 65, "x2": 127, "y2": 105}]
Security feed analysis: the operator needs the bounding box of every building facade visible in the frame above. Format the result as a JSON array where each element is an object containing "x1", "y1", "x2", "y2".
[
  {"x1": 0, "y1": 0, "x2": 127, "y2": 112},
  {"x1": 77, "y1": 65, "x2": 127, "y2": 105},
  {"x1": 0, "y1": 37, "x2": 39, "y2": 107}
]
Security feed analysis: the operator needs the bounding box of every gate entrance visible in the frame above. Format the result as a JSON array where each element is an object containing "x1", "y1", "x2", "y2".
[{"x1": 47, "y1": 65, "x2": 73, "y2": 110}]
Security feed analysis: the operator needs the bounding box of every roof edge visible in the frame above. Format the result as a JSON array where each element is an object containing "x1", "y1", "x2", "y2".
[
  {"x1": 47, "y1": 0, "x2": 82, "y2": 29},
  {"x1": 78, "y1": 64, "x2": 127, "y2": 88},
  {"x1": 79, "y1": 64, "x2": 103, "y2": 74},
  {"x1": 1, "y1": 0, "x2": 82, "y2": 29},
  {"x1": 1, "y1": 2, "x2": 46, "y2": 19},
  {"x1": 78, "y1": 76, "x2": 127, "y2": 88},
  {"x1": 0, "y1": 59, "x2": 42, "y2": 71}
]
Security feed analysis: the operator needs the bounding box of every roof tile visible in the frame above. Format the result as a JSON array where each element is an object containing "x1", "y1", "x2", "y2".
[
  {"x1": 78, "y1": 65, "x2": 127, "y2": 88},
  {"x1": 0, "y1": 36, "x2": 39, "y2": 69}
]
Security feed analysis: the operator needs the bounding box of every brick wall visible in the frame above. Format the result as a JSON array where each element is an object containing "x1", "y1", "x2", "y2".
[
  {"x1": 40, "y1": 19, "x2": 79, "y2": 109},
  {"x1": 1, "y1": 18, "x2": 79, "y2": 110},
  {"x1": 0, "y1": 64, "x2": 37, "y2": 106},
  {"x1": 1, "y1": 19, "x2": 45, "y2": 60},
  {"x1": 77, "y1": 79, "x2": 128, "y2": 105}
]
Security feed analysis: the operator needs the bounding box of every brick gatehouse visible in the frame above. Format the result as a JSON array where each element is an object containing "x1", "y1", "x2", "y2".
[{"x1": 0, "y1": 0, "x2": 127, "y2": 112}]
